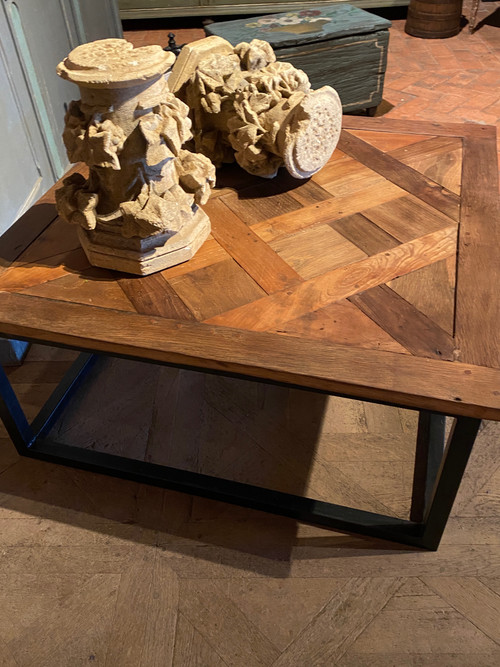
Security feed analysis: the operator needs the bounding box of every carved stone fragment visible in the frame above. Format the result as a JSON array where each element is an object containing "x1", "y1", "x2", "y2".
[
  {"x1": 169, "y1": 36, "x2": 342, "y2": 179},
  {"x1": 56, "y1": 38, "x2": 215, "y2": 275}
]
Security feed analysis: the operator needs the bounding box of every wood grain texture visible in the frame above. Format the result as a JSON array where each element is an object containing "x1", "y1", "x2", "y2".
[
  {"x1": 207, "y1": 225, "x2": 457, "y2": 331},
  {"x1": 346, "y1": 129, "x2": 432, "y2": 152},
  {"x1": 1, "y1": 293, "x2": 500, "y2": 419},
  {"x1": 273, "y1": 578, "x2": 403, "y2": 666},
  {"x1": 338, "y1": 130, "x2": 460, "y2": 220},
  {"x1": 349, "y1": 285, "x2": 456, "y2": 360},
  {"x1": 341, "y1": 117, "x2": 471, "y2": 137},
  {"x1": 388, "y1": 259, "x2": 456, "y2": 335},
  {"x1": 22, "y1": 269, "x2": 136, "y2": 313},
  {"x1": 119, "y1": 272, "x2": 195, "y2": 320},
  {"x1": 423, "y1": 577, "x2": 500, "y2": 645},
  {"x1": 0, "y1": 164, "x2": 85, "y2": 276},
  {"x1": 0, "y1": 248, "x2": 91, "y2": 292},
  {"x1": 329, "y1": 213, "x2": 400, "y2": 255},
  {"x1": 204, "y1": 198, "x2": 303, "y2": 292},
  {"x1": 179, "y1": 580, "x2": 280, "y2": 666},
  {"x1": 455, "y1": 124, "x2": 500, "y2": 367},
  {"x1": 362, "y1": 194, "x2": 457, "y2": 242},
  {"x1": 251, "y1": 181, "x2": 404, "y2": 243},
  {"x1": 168, "y1": 258, "x2": 266, "y2": 320},
  {"x1": 221, "y1": 181, "x2": 303, "y2": 225},
  {"x1": 271, "y1": 299, "x2": 409, "y2": 354},
  {"x1": 270, "y1": 224, "x2": 367, "y2": 279}
]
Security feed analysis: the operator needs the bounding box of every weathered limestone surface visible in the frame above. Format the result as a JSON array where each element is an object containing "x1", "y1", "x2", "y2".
[
  {"x1": 56, "y1": 38, "x2": 215, "y2": 275},
  {"x1": 169, "y1": 36, "x2": 342, "y2": 179}
]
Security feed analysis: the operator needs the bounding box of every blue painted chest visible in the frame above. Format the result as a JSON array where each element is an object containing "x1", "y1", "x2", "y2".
[{"x1": 205, "y1": 5, "x2": 391, "y2": 114}]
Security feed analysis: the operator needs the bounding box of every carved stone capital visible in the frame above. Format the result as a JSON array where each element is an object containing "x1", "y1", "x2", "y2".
[
  {"x1": 170, "y1": 36, "x2": 342, "y2": 179},
  {"x1": 55, "y1": 39, "x2": 215, "y2": 276}
]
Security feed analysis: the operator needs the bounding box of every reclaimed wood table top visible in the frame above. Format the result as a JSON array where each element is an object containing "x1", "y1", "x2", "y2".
[{"x1": 0, "y1": 117, "x2": 499, "y2": 420}]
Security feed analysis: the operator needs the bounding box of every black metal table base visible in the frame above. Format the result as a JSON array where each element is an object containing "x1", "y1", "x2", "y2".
[{"x1": 0, "y1": 350, "x2": 482, "y2": 550}]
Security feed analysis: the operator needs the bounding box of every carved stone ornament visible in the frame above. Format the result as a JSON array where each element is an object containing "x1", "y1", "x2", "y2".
[
  {"x1": 56, "y1": 38, "x2": 215, "y2": 276},
  {"x1": 169, "y1": 36, "x2": 342, "y2": 179}
]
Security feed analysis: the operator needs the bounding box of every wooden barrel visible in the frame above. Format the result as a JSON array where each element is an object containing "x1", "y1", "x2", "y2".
[{"x1": 405, "y1": 0, "x2": 463, "y2": 38}]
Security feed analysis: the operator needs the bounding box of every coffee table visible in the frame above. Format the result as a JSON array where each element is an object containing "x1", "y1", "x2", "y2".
[{"x1": 1, "y1": 117, "x2": 499, "y2": 550}]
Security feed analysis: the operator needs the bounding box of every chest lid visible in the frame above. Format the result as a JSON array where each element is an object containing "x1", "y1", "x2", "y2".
[{"x1": 204, "y1": 5, "x2": 391, "y2": 50}]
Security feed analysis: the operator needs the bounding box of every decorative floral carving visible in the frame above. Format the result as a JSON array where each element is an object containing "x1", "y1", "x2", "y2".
[
  {"x1": 172, "y1": 36, "x2": 341, "y2": 179},
  {"x1": 176, "y1": 149, "x2": 216, "y2": 205},
  {"x1": 55, "y1": 173, "x2": 98, "y2": 230},
  {"x1": 233, "y1": 40, "x2": 275, "y2": 71},
  {"x1": 86, "y1": 117, "x2": 126, "y2": 170},
  {"x1": 120, "y1": 183, "x2": 194, "y2": 238}
]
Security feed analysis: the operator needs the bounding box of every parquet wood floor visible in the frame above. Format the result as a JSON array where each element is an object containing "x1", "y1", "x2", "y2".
[{"x1": 0, "y1": 8, "x2": 499, "y2": 666}]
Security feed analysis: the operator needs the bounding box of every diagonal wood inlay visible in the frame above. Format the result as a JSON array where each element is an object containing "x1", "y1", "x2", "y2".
[
  {"x1": 119, "y1": 273, "x2": 196, "y2": 320},
  {"x1": 349, "y1": 285, "x2": 456, "y2": 360},
  {"x1": 206, "y1": 225, "x2": 457, "y2": 332},
  {"x1": 204, "y1": 198, "x2": 303, "y2": 293},
  {"x1": 338, "y1": 130, "x2": 460, "y2": 221}
]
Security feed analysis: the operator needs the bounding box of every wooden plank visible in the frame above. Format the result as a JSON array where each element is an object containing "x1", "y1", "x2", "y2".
[
  {"x1": 346, "y1": 130, "x2": 433, "y2": 153},
  {"x1": 21, "y1": 269, "x2": 136, "y2": 313},
  {"x1": 288, "y1": 180, "x2": 332, "y2": 206},
  {"x1": 349, "y1": 285, "x2": 456, "y2": 360},
  {"x1": 329, "y1": 213, "x2": 400, "y2": 255},
  {"x1": 271, "y1": 299, "x2": 409, "y2": 355},
  {"x1": 388, "y1": 259, "x2": 456, "y2": 336},
  {"x1": 207, "y1": 225, "x2": 457, "y2": 332},
  {"x1": 7, "y1": 574, "x2": 119, "y2": 665},
  {"x1": 173, "y1": 614, "x2": 227, "y2": 666},
  {"x1": 203, "y1": 198, "x2": 303, "y2": 293},
  {"x1": 179, "y1": 580, "x2": 279, "y2": 666},
  {"x1": 0, "y1": 164, "x2": 85, "y2": 276},
  {"x1": 314, "y1": 158, "x2": 382, "y2": 192},
  {"x1": 0, "y1": 205, "x2": 59, "y2": 275},
  {"x1": 341, "y1": 116, "x2": 470, "y2": 138},
  {"x1": 168, "y1": 258, "x2": 266, "y2": 321},
  {"x1": 221, "y1": 180, "x2": 303, "y2": 225},
  {"x1": 251, "y1": 181, "x2": 405, "y2": 243},
  {"x1": 0, "y1": 248, "x2": 90, "y2": 292},
  {"x1": 455, "y1": 125, "x2": 500, "y2": 368},
  {"x1": 391, "y1": 136, "x2": 463, "y2": 196},
  {"x1": 160, "y1": 237, "x2": 229, "y2": 280},
  {"x1": 8, "y1": 217, "x2": 80, "y2": 269},
  {"x1": 273, "y1": 578, "x2": 403, "y2": 666},
  {"x1": 362, "y1": 195, "x2": 457, "y2": 243},
  {"x1": 1, "y1": 292, "x2": 499, "y2": 419},
  {"x1": 423, "y1": 577, "x2": 500, "y2": 645},
  {"x1": 119, "y1": 273, "x2": 195, "y2": 320},
  {"x1": 338, "y1": 130, "x2": 460, "y2": 220},
  {"x1": 347, "y1": 607, "x2": 498, "y2": 656},
  {"x1": 270, "y1": 224, "x2": 367, "y2": 280},
  {"x1": 104, "y1": 553, "x2": 178, "y2": 666}
]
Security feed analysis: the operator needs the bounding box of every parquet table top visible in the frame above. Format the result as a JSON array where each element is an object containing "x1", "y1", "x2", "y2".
[{"x1": 1, "y1": 117, "x2": 499, "y2": 419}]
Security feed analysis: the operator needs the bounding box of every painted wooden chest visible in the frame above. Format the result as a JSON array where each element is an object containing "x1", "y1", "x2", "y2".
[{"x1": 205, "y1": 5, "x2": 391, "y2": 114}]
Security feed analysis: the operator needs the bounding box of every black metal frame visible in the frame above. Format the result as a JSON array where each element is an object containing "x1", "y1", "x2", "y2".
[{"x1": 0, "y1": 347, "x2": 481, "y2": 550}]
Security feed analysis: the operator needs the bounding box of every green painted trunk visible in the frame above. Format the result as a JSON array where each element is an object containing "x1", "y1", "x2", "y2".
[{"x1": 205, "y1": 4, "x2": 391, "y2": 113}]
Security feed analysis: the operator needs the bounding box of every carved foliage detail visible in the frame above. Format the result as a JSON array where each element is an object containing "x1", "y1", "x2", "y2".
[{"x1": 62, "y1": 101, "x2": 126, "y2": 170}]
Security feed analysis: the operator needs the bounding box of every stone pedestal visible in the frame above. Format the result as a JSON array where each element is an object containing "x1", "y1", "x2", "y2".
[
  {"x1": 169, "y1": 36, "x2": 342, "y2": 179},
  {"x1": 56, "y1": 38, "x2": 215, "y2": 276}
]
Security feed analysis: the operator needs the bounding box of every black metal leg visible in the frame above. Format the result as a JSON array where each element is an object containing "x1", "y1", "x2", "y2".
[
  {"x1": 419, "y1": 416, "x2": 482, "y2": 550},
  {"x1": 30, "y1": 352, "x2": 96, "y2": 440},
  {"x1": 0, "y1": 363, "x2": 33, "y2": 453},
  {"x1": 410, "y1": 411, "x2": 447, "y2": 522}
]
